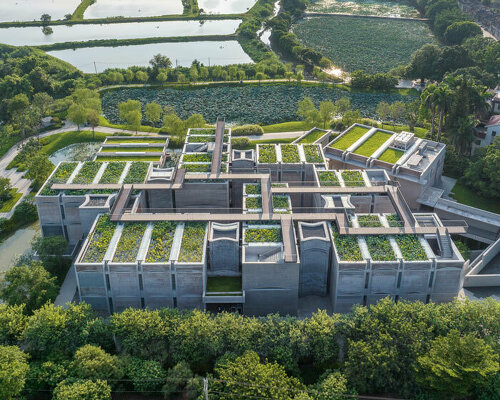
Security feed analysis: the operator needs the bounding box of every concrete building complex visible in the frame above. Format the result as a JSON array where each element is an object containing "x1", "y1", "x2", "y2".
[{"x1": 36, "y1": 122, "x2": 473, "y2": 316}]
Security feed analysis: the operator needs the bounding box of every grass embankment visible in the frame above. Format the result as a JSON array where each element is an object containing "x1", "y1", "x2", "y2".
[
  {"x1": 0, "y1": 189, "x2": 23, "y2": 213},
  {"x1": 39, "y1": 131, "x2": 115, "y2": 155},
  {"x1": 297, "y1": 130, "x2": 328, "y2": 143},
  {"x1": 451, "y1": 182, "x2": 500, "y2": 215},
  {"x1": 71, "y1": 0, "x2": 93, "y2": 20},
  {"x1": 353, "y1": 131, "x2": 392, "y2": 156},
  {"x1": 262, "y1": 121, "x2": 316, "y2": 133},
  {"x1": 206, "y1": 277, "x2": 242, "y2": 294}
]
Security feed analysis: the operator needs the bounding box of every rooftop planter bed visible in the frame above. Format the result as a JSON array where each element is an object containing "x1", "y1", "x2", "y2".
[
  {"x1": 365, "y1": 235, "x2": 396, "y2": 261},
  {"x1": 298, "y1": 129, "x2": 326, "y2": 143},
  {"x1": 206, "y1": 276, "x2": 242, "y2": 294},
  {"x1": 378, "y1": 148, "x2": 404, "y2": 164},
  {"x1": 245, "y1": 227, "x2": 282, "y2": 243},
  {"x1": 191, "y1": 128, "x2": 215, "y2": 135},
  {"x1": 73, "y1": 161, "x2": 102, "y2": 184},
  {"x1": 82, "y1": 215, "x2": 116, "y2": 263},
  {"x1": 395, "y1": 235, "x2": 427, "y2": 261},
  {"x1": 188, "y1": 136, "x2": 214, "y2": 143},
  {"x1": 182, "y1": 153, "x2": 212, "y2": 162},
  {"x1": 145, "y1": 222, "x2": 177, "y2": 263},
  {"x1": 280, "y1": 145, "x2": 300, "y2": 163},
  {"x1": 245, "y1": 197, "x2": 262, "y2": 210},
  {"x1": 123, "y1": 162, "x2": 150, "y2": 184},
  {"x1": 106, "y1": 138, "x2": 166, "y2": 143},
  {"x1": 258, "y1": 145, "x2": 277, "y2": 163},
  {"x1": 318, "y1": 171, "x2": 340, "y2": 186},
  {"x1": 97, "y1": 156, "x2": 160, "y2": 162},
  {"x1": 303, "y1": 145, "x2": 323, "y2": 163},
  {"x1": 112, "y1": 223, "x2": 147, "y2": 263},
  {"x1": 66, "y1": 189, "x2": 116, "y2": 196},
  {"x1": 386, "y1": 214, "x2": 402, "y2": 227},
  {"x1": 178, "y1": 222, "x2": 206, "y2": 263},
  {"x1": 99, "y1": 162, "x2": 126, "y2": 184},
  {"x1": 331, "y1": 226, "x2": 363, "y2": 261},
  {"x1": 40, "y1": 162, "x2": 78, "y2": 196},
  {"x1": 245, "y1": 184, "x2": 261, "y2": 195},
  {"x1": 272, "y1": 195, "x2": 290, "y2": 210},
  {"x1": 358, "y1": 215, "x2": 382, "y2": 227},
  {"x1": 353, "y1": 131, "x2": 393, "y2": 157},
  {"x1": 330, "y1": 126, "x2": 370, "y2": 150},
  {"x1": 271, "y1": 183, "x2": 287, "y2": 188},
  {"x1": 101, "y1": 147, "x2": 162, "y2": 153},
  {"x1": 182, "y1": 163, "x2": 211, "y2": 173},
  {"x1": 341, "y1": 170, "x2": 365, "y2": 187}
]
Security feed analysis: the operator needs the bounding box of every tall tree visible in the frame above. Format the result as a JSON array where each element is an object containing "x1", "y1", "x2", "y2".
[
  {"x1": 118, "y1": 100, "x2": 142, "y2": 134},
  {"x1": 0, "y1": 345, "x2": 29, "y2": 400}
]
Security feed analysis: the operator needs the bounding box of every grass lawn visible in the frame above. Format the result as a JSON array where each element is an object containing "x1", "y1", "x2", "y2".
[
  {"x1": 40, "y1": 131, "x2": 113, "y2": 155},
  {"x1": 297, "y1": 129, "x2": 327, "y2": 143},
  {"x1": 96, "y1": 155, "x2": 161, "y2": 162},
  {"x1": 98, "y1": 115, "x2": 161, "y2": 133},
  {"x1": 0, "y1": 189, "x2": 23, "y2": 212},
  {"x1": 330, "y1": 126, "x2": 370, "y2": 150},
  {"x1": 100, "y1": 147, "x2": 164, "y2": 153},
  {"x1": 378, "y1": 148, "x2": 404, "y2": 164},
  {"x1": 262, "y1": 120, "x2": 315, "y2": 133},
  {"x1": 233, "y1": 138, "x2": 295, "y2": 150},
  {"x1": 206, "y1": 276, "x2": 242, "y2": 294},
  {"x1": 105, "y1": 138, "x2": 166, "y2": 143},
  {"x1": 451, "y1": 182, "x2": 500, "y2": 215},
  {"x1": 353, "y1": 131, "x2": 393, "y2": 157}
]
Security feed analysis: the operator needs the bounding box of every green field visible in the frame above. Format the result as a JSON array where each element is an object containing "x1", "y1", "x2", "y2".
[
  {"x1": 0, "y1": 189, "x2": 23, "y2": 212},
  {"x1": 353, "y1": 131, "x2": 393, "y2": 156},
  {"x1": 451, "y1": 182, "x2": 500, "y2": 215},
  {"x1": 330, "y1": 126, "x2": 370, "y2": 150},
  {"x1": 96, "y1": 156, "x2": 161, "y2": 162},
  {"x1": 293, "y1": 15, "x2": 436, "y2": 72},
  {"x1": 297, "y1": 129, "x2": 327, "y2": 143},
  {"x1": 100, "y1": 147, "x2": 163, "y2": 153},
  {"x1": 378, "y1": 148, "x2": 404, "y2": 164}
]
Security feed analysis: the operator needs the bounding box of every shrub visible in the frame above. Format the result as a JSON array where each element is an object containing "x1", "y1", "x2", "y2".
[
  {"x1": 178, "y1": 222, "x2": 206, "y2": 263},
  {"x1": 126, "y1": 357, "x2": 166, "y2": 395},
  {"x1": 258, "y1": 145, "x2": 277, "y2": 163},
  {"x1": 366, "y1": 235, "x2": 396, "y2": 261},
  {"x1": 231, "y1": 137, "x2": 251, "y2": 149},
  {"x1": 245, "y1": 227, "x2": 282, "y2": 242},
  {"x1": 280, "y1": 144, "x2": 301, "y2": 163},
  {"x1": 231, "y1": 125, "x2": 264, "y2": 136},
  {"x1": 53, "y1": 379, "x2": 112, "y2": 400},
  {"x1": 146, "y1": 222, "x2": 177, "y2": 263}
]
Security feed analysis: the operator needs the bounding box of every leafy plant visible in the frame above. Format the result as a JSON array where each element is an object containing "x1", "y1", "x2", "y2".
[
  {"x1": 386, "y1": 214, "x2": 403, "y2": 227},
  {"x1": 318, "y1": 171, "x2": 340, "y2": 186},
  {"x1": 365, "y1": 235, "x2": 396, "y2": 261},
  {"x1": 303, "y1": 144, "x2": 323, "y2": 163},
  {"x1": 341, "y1": 170, "x2": 365, "y2": 187},
  {"x1": 145, "y1": 222, "x2": 178, "y2": 263},
  {"x1": 258, "y1": 145, "x2": 277, "y2": 163},
  {"x1": 182, "y1": 163, "x2": 211, "y2": 172},
  {"x1": 113, "y1": 223, "x2": 147, "y2": 263},
  {"x1": 272, "y1": 195, "x2": 290, "y2": 210},
  {"x1": 245, "y1": 228, "x2": 282, "y2": 243},
  {"x1": 40, "y1": 162, "x2": 78, "y2": 196},
  {"x1": 82, "y1": 215, "x2": 116, "y2": 263},
  {"x1": 245, "y1": 197, "x2": 262, "y2": 210},
  {"x1": 331, "y1": 224, "x2": 363, "y2": 261},
  {"x1": 178, "y1": 222, "x2": 206, "y2": 263},
  {"x1": 245, "y1": 184, "x2": 261, "y2": 195},
  {"x1": 123, "y1": 162, "x2": 150, "y2": 184},
  {"x1": 280, "y1": 145, "x2": 300, "y2": 164},
  {"x1": 330, "y1": 126, "x2": 370, "y2": 151},
  {"x1": 182, "y1": 153, "x2": 212, "y2": 162},
  {"x1": 395, "y1": 235, "x2": 427, "y2": 261},
  {"x1": 73, "y1": 161, "x2": 102, "y2": 184},
  {"x1": 188, "y1": 136, "x2": 214, "y2": 143},
  {"x1": 358, "y1": 215, "x2": 382, "y2": 227},
  {"x1": 99, "y1": 162, "x2": 126, "y2": 184}
]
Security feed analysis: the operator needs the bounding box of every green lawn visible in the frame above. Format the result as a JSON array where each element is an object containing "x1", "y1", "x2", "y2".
[
  {"x1": 353, "y1": 131, "x2": 393, "y2": 157},
  {"x1": 98, "y1": 115, "x2": 161, "y2": 133},
  {"x1": 96, "y1": 156, "x2": 161, "y2": 162},
  {"x1": 378, "y1": 148, "x2": 404, "y2": 164},
  {"x1": 206, "y1": 276, "x2": 242, "y2": 294},
  {"x1": 451, "y1": 183, "x2": 500, "y2": 215},
  {"x1": 262, "y1": 120, "x2": 315, "y2": 133},
  {"x1": 0, "y1": 189, "x2": 23, "y2": 212},
  {"x1": 105, "y1": 138, "x2": 166, "y2": 143},
  {"x1": 297, "y1": 129, "x2": 327, "y2": 143},
  {"x1": 40, "y1": 131, "x2": 114, "y2": 155},
  {"x1": 100, "y1": 147, "x2": 164, "y2": 153},
  {"x1": 330, "y1": 126, "x2": 370, "y2": 150}
]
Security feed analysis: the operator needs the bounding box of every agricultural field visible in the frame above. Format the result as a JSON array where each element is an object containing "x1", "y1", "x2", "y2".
[
  {"x1": 292, "y1": 15, "x2": 436, "y2": 72},
  {"x1": 102, "y1": 85, "x2": 416, "y2": 125},
  {"x1": 307, "y1": 0, "x2": 420, "y2": 18}
]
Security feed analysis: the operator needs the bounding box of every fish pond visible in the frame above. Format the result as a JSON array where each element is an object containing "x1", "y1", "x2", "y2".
[
  {"x1": 0, "y1": 0, "x2": 80, "y2": 22},
  {"x1": 84, "y1": 0, "x2": 183, "y2": 19},
  {"x1": 198, "y1": 0, "x2": 258, "y2": 14}
]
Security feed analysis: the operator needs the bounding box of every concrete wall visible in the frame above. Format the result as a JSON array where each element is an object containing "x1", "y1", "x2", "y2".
[
  {"x1": 299, "y1": 237, "x2": 330, "y2": 296},
  {"x1": 175, "y1": 182, "x2": 229, "y2": 211}
]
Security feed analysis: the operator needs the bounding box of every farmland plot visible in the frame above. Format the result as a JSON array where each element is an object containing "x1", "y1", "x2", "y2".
[
  {"x1": 102, "y1": 85, "x2": 416, "y2": 125},
  {"x1": 292, "y1": 15, "x2": 436, "y2": 72},
  {"x1": 307, "y1": 0, "x2": 420, "y2": 18}
]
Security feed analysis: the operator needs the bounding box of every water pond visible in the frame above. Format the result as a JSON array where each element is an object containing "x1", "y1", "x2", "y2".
[
  {"x1": 49, "y1": 142, "x2": 102, "y2": 165},
  {"x1": 48, "y1": 40, "x2": 253, "y2": 72},
  {"x1": 307, "y1": 0, "x2": 420, "y2": 18},
  {"x1": 198, "y1": 0, "x2": 257, "y2": 14},
  {"x1": 0, "y1": 0, "x2": 80, "y2": 22},
  {"x1": 84, "y1": 0, "x2": 183, "y2": 19},
  {"x1": 0, "y1": 19, "x2": 242, "y2": 46},
  {"x1": 0, "y1": 223, "x2": 40, "y2": 275}
]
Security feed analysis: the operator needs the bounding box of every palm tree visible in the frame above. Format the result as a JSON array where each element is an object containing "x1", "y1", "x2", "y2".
[
  {"x1": 434, "y1": 84, "x2": 452, "y2": 143},
  {"x1": 451, "y1": 116, "x2": 477, "y2": 155},
  {"x1": 421, "y1": 84, "x2": 438, "y2": 140}
]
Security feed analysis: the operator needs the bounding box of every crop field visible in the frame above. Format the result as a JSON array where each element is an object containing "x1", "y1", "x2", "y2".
[
  {"x1": 307, "y1": 0, "x2": 420, "y2": 18},
  {"x1": 102, "y1": 86, "x2": 416, "y2": 125},
  {"x1": 292, "y1": 16, "x2": 436, "y2": 73}
]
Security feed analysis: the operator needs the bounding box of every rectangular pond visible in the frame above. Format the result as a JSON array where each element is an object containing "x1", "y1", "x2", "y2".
[
  {"x1": 84, "y1": 0, "x2": 183, "y2": 19},
  {"x1": 0, "y1": 0, "x2": 80, "y2": 22},
  {"x1": 198, "y1": 0, "x2": 257, "y2": 14},
  {"x1": 0, "y1": 20, "x2": 242, "y2": 46},
  {"x1": 48, "y1": 41, "x2": 253, "y2": 72}
]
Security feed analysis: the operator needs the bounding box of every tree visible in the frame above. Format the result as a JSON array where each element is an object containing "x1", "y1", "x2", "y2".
[
  {"x1": 0, "y1": 177, "x2": 12, "y2": 205},
  {"x1": 341, "y1": 110, "x2": 361, "y2": 127},
  {"x1": 297, "y1": 97, "x2": 320, "y2": 126},
  {"x1": 86, "y1": 109, "x2": 100, "y2": 139},
  {"x1": 184, "y1": 113, "x2": 206, "y2": 129},
  {"x1": 67, "y1": 103, "x2": 87, "y2": 130},
  {"x1": 162, "y1": 113, "x2": 185, "y2": 137},
  {"x1": 213, "y1": 351, "x2": 304, "y2": 400},
  {"x1": 150, "y1": 54, "x2": 172, "y2": 70},
  {"x1": 177, "y1": 73, "x2": 188, "y2": 83},
  {"x1": 389, "y1": 101, "x2": 406, "y2": 127},
  {"x1": 189, "y1": 66, "x2": 199, "y2": 82},
  {"x1": 417, "y1": 330, "x2": 499, "y2": 398},
  {"x1": 376, "y1": 101, "x2": 391, "y2": 128},
  {"x1": 71, "y1": 345, "x2": 123, "y2": 383},
  {"x1": 145, "y1": 102, "x2": 163, "y2": 125},
  {"x1": 255, "y1": 72, "x2": 266, "y2": 85},
  {"x1": 405, "y1": 100, "x2": 420, "y2": 133},
  {"x1": 125, "y1": 357, "x2": 166, "y2": 394},
  {"x1": 318, "y1": 101, "x2": 336, "y2": 129},
  {"x1": 42, "y1": 26, "x2": 53, "y2": 35},
  {"x1": 444, "y1": 21, "x2": 482, "y2": 45},
  {"x1": 433, "y1": 83, "x2": 452, "y2": 142},
  {"x1": 335, "y1": 97, "x2": 350, "y2": 116},
  {"x1": 421, "y1": 84, "x2": 438, "y2": 139},
  {"x1": 135, "y1": 70, "x2": 149, "y2": 83},
  {"x1": 124, "y1": 69, "x2": 134, "y2": 82},
  {"x1": 40, "y1": 13, "x2": 51, "y2": 23},
  {"x1": 0, "y1": 304, "x2": 27, "y2": 345},
  {"x1": 156, "y1": 71, "x2": 168, "y2": 85},
  {"x1": 0, "y1": 262, "x2": 58, "y2": 314},
  {"x1": 314, "y1": 371, "x2": 351, "y2": 400},
  {"x1": 405, "y1": 44, "x2": 441, "y2": 81},
  {"x1": 451, "y1": 115, "x2": 477, "y2": 155},
  {"x1": 25, "y1": 153, "x2": 54, "y2": 190},
  {"x1": 31, "y1": 235, "x2": 69, "y2": 282},
  {"x1": 32, "y1": 92, "x2": 53, "y2": 117},
  {"x1": 0, "y1": 345, "x2": 29, "y2": 400},
  {"x1": 295, "y1": 71, "x2": 304, "y2": 86},
  {"x1": 200, "y1": 66, "x2": 209, "y2": 81},
  {"x1": 118, "y1": 100, "x2": 142, "y2": 134},
  {"x1": 162, "y1": 362, "x2": 196, "y2": 399},
  {"x1": 53, "y1": 379, "x2": 112, "y2": 400}
]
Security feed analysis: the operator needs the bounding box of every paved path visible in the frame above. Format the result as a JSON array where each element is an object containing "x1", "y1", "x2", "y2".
[{"x1": 54, "y1": 265, "x2": 77, "y2": 307}]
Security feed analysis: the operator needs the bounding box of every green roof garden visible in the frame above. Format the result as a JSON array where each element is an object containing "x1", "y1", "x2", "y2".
[
  {"x1": 366, "y1": 235, "x2": 396, "y2": 261},
  {"x1": 182, "y1": 153, "x2": 212, "y2": 163},
  {"x1": 245, "y1": 227, "x2": 282, "y2": 243},
  {"x1": 206, "y1": 276, "x2": 242, "y2": 294},
  {"x1": 378, "y1": 148, "x2": 404, "y2": 164},
  {"x1": 245, "y1": 184, "x2": 261, "y2": 195},
  {"x1": 280, "y1": 145, "x2": 301, "y2": 163},
  {"x1": 331, "y1": 224, "x2": 363, "y2": 261},
  {"x1": 40, "y1": 162, "x2": 78, "y2": 196},
  {"x1": 145, "y1": 222, "x2": 177, "y2": 263},
  {"x1": 82, "y1": 215, "x2": 116, "y2": 263},
  {"x1": 99, "y1": 162, "x2": 126, "y2": 184},
  {"x1": 113, "y1": 223, "x2": 147, "y2": 263},
  {"x1": 73, "y1": 161, "x2": 102, "y2": 184},
  {"x1": 105, "y1": 138, "x2": 167, "y2": 143},
  {"x1": 318, "y1": 171, "x2": 340, "y2": 187},
  {"x1": 178, "y1": 222, "x2": 207, "y2": 263},
  {"x1": 353, "y1": 130, "x2": 393, "y2": 157},
  {"x1": 97, "y1": 155, "x2": 161, "y2": 162},
  {"x1": 395, "y1": 235, "x2": 427, "y2": 261},
  {"x1": 330, "y1": 126, "x2": 370, "y2": 151},
  {"x1": 357, "y1": 215, "x2": 382, "y2": 227},
  {"x1": 245, "y1": 196, "x2": 262, "y2": 210},
  {"x1": 123, "y1": 162, "x2": 150, "y2": 184},
  {"x1": 182, "y1": 163, "x2": 211, "y2": 173},
  {"x1": 101, "y1": 147, "x2": 163, "y2": 153},
  {"x1": 297, "y1": 129, "x2": 326, "y2": 143},
  {"x1": 341, "y1": 170, "x2": 365, "y2": 187},
  {"x1": 258, "y1": 145, "x2": 277, "y2": 163},
  {"x1": 303, "y1": 145, "x2": 323, "y2": 163}
]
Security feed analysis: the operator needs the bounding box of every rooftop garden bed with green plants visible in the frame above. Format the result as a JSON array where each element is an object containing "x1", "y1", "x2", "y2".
[
  {"x1": 123, "y1": 162, "x2": 150, "y2": 184},
  {"x1": 190, "y1": 128, "x2": 215, "y2": 135},
  {"x1": 97, "y1": 155, "x2": 160, "y2": 162},
  {"x1": 145, "y1": 222, "x2": 177, "y2": 263},
  {"x1": 188, "y1": 136, "x2": 215, "y2": 143},
  {"x1": 182, "y1": 153, "x2": 212, "y2": 162},
  {"x1": 245, "y1": 197, "x2": 262, "y2": 210},
  {"x1": 280, "y1": 145, "x2": 300, "y2": 164},
  {"x1": 101, "y1": 147, "x2": 163, "y2": 153},
  {"x1": 178, "y1": 222, "x2": 207, "y2": 263},
  {"x1": 271, "y1": 183, "x2": 287, "y2": 188},
  {"x1": 99, "y1": 162, "x2": 126, "y2": 184},
  {"x1": 113, "y1": 223, "x2": 147, "y2": 263},
  {"x1": 298, "y1": 129, "x2": 326, "y2": 144},
  {"x1": 258, "y1": 145, "x2": 277, "y2": 163},
  {"x1": 357, "y1": 215, "x2": 382, "y2": 228},
  {"x1": 353, "y1": 131, "x2": 393, "y2": 157},
  {"x1": 272, "y1": 195, "x2": 290, "y2": 210},
  {"x1": 366, "y1": 235, "x2": 396, "y2": 261},
  {"x1": 386, "y1": 214, "x2": 403, "y2": 227},
  {"x1": 303, "y1": 145, "x2": 323, "y2": 163},
  {"x1": 395, "y1": 235, "x2": 427, "y2": 261},
  {"x1": 245, "y1": 227, "x2": 282, "y2": 243},
  {"x1": 341, "y1": 170, "x2": 365, "y2": 187},
  {"x1": 206, "y1": 276, "x2": 242, "y2": 294},
  {"x1": 40, "y1": 162, "x2": 78, "y2": 196},
  {"x1": 105, "y1": 138, "x2": 167, "y2": 144},
  {"x1": 378, "y1": 148, "x2": 404, "y2": 164},
  {"x1": 330, "y1": 126, "x2": 370, "y2": 151},
  {"x1": 73, "y1": 161, "x2": 102, "y2": 184},
  {"x1": 245, "y1": 184, "x2": 261, "y2": 195},
  {"x1": 182, "y1": 163, "x2": 211, "y2": 173},
  {"x1": 318, "y1": 171, "x2": 340, "y2": 186},
  {"x1": 82, "y1": 215, "x2": 116, "y2": 263},
  {"x1": 331, "y1": 225, "x2": 363, "y2": 261}
]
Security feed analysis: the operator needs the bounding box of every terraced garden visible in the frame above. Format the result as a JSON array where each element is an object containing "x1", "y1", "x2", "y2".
[
  {"x1": 245, "y1": 197, "x2": 263, "y2": 210},
  {"x1": 123, "y1": 162, "x2": 150, "y2": 184},
  {"x1": 318, "y1": 171, "x2": 340, "y2": 186},
  {"x1": 178, "y1": 222, "x2": 207, "y2": 263},
  {"x1": 258, "y1": 145, "x2": 277, "y2": 163},
  {"x1": 182, "y1": 163, "x2": 212, "y2": 172},
  {"x1": 96, "y1": 156, "x2": 161, "y2": 162},
  {"x1": 99, "y1": 162, "x2": 126, "y2": 184},
  {"x1": 357, "y1": 215, "x2": 382, "y2": 227},
  {"x1": 378, "y1": 148, "x2": 404, "y2": 164},
  {"x1": 245, "y1": 184, "x2": 261, "y2": 195},
  {"x1": 113, "y1": 223, "x2": 147, "y2": 263},
  {"x1": 101, "y1": 147, "x2": 163, "y2": 153},
  {"x1": 330, "y1": 126, "x2": 370, "y2": 151},
  {"x1": 40, "y1": 162, "x2": 78, "y2": 195},
  {"x1": 341, "y1": 170, "x2": 365, "y2": 187},
  {"x1": 331, "y1": 225, "x2": 363, "y2": 261},
  {"x1": 182, "y1": 153, "x2": 212, "y2": 162},
  {"x1": 293, "y1": 15, "x2": 436, "y2": 73},
  {"x1": 386, "y1": 213, "x2": 403, "y2": 227},
  {"x1": 82, "y1": 215, "x2": 116, "y2": 263},
  {"x1": 105, "y1": 138, "x2": 167, "y2": 144},
  {"x1": 272, "y1": 195, "x2": 291, "y2": 211},
  {"x1": 395, "y1": 235, "x2": 427, "y2": 261},
  {"x1": 245, "y1": 227, "x2": 282, "y2": 243},
  {"x1": 353, "y1": 131, "x2": 393, "y2": 157},
  {"x1": 365, "y1": 235, "x2": 396, "y2": 261},
  {"x1": 73, "y1": 161, "x2": 102, "y2": 184},
  {"x1": 146, "y1": 222, "x2": 178, "y2": 263},
  {"x1": 303, "y1": 145, "x2": 323, "y2": 163},
  {"x1": 280, "y1": 145, "x2": 300, "y2": 164},
  {"x1": 297, "y1": 129, "x2": 326, "y2": 144}
]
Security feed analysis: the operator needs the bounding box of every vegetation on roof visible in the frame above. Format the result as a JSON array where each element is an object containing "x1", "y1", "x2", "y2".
[
  {"x1": 182, "y1": 153, "x2": 212, "y2": 162},
  {"x1": 206, "y1": 277, "x2": 242, "y2": 294},
  {"x1": 378, "y1": 148, "x2": 404, "y2": 164},
  {"x1": 40, "y1": 162, "x2": 78, "y2": 196},
  {"x1": 146, "y1": 222, "x2": 177, "y2": 263},
  {"x1": 182, "y1": 163, "x2": 211, "y2": 172},
  {"x1": 123, "y1": 162, "x2": 150, "y2": 184},
  {"x1": 113, "y1": 223, "x2": 147, "y2": 263},
  {"x1": 386, "y1": 214, "x2": 403, "y2": 227},
  {"x1": 82, "y1": 215, "x2": 116, "y2": 263},
  {"x1": 341, "y1": 170, "x2": 365, "y2": 187},
  {"x1": 178, "y1": 222, "x2": 207, "y2": 263},
  {"x1": 318, "y1": 171, "x2": 340, "y2": 186},
  {"x1": 273, "y1": 195, "x2": 290, "y2": 210},
  {"x1": 298, "y1": 130, "x2": 326, "y2": 143},
  {"x1": 395, "y1": 235, "x2": 427, "y2": 261},
  {"x1": 245, "y1": 197, "x2": 262, "y2": 210},
  {"x1": 245, "y1": 184, "x2": 261, "y2": 195},
  {"x1": 245, "y1": 227, "x2": 282, "y2": 243},
  {"x1": 331, "y1": 225, "x2": 363, "y2": 261},
  {"x1": 280, "y1": 145, "x2": 300, "y2": 163},
  {"x1": 101, "y1": 147, "x2": 163, "y2": 153},
  {"x1": 105, "y1": 138, "x2": 166, "y2": 144},
  {"x1": 258, "y1": 145, "x2": 277, "y2": 163},
  {"x1": 366, "y1": 235, "x2": 396, "y2": 261},
  {"x1": 99, "y1": 162, "x2": 126, "y2": 184},
  {"x1": 73, "y1": 162, "x2": 102, "y2": 184},
  {"x1": 303, "y1": 144, "x2": 323, "y2": 163},
  {"x1": 330, "y1": 126, "x2": 370, "y2": 150},
  {"x1": 358, "y1": 215, "x2": 382, "y2": 228},
  {"x1": 354, "y1": 131, "x2": 393, "y2": 157}
]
